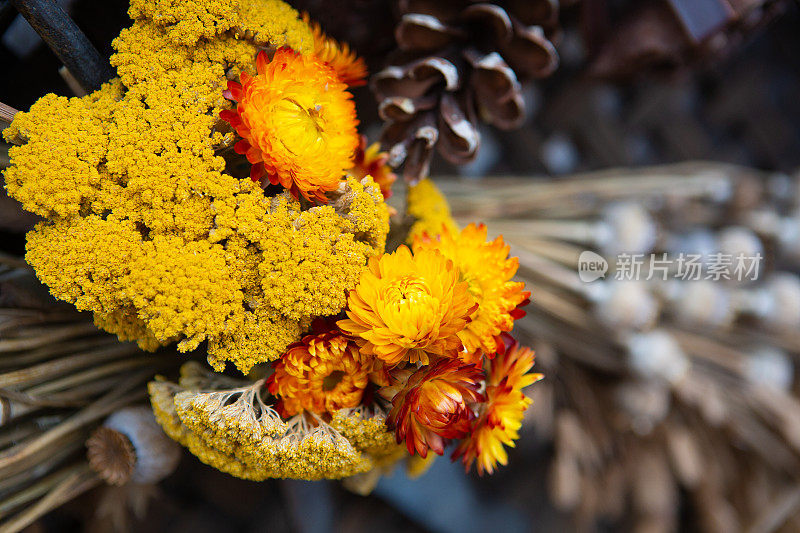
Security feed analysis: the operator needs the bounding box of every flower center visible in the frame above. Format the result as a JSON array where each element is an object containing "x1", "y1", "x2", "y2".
[
  {"x1": 272, "y1": 98, "x2": 325, "y2": 156},
  {"x1": 322, "y1": 370, "x2": 345, "y2": 391},
  {"x1": 460, "y1": 271, "x2": 484, "y2": 304},
  {"x1": 385, "y1": 275, "x2": 432, "y2": 307}
]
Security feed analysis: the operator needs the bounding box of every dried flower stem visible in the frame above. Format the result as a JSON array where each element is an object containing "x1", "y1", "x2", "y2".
[
  {"x1": 0, "y1": 337, "x2": 119, "y2": 369},
  {"x1": 0, "y1": 463, "x2": 88, "y2": 517},
  {"x1": 0, "y1": 313, "x2": 86, "y2": 336},
  {"x1": 747, "y1": 485, "x2": 800, "y2": 533},
  {"x1": 665, "y1": 328, "x2": 745, "y2": 375},
  {"x1": 1, "y1": 356, "x2": 161, "y2": 423},
  {"x1": 25, "y1": 356, "x2": 159, "y2": 397},
  {"x1": 0, "y1": 441, "x2": 85, "y2": 500},
  {"x1": 0, "y1": 103, "x2": 18, "y2": 126},
  {"x1": 0, "y1": 371, "x2": 149, "y2": 479},
  {"x1": 0, "y1": 322, "x2": 103, "y2": 353},
  {"x1": 0, "y1": 464, "x2": 100, "y2": 533},
  {"x1": 441, "y1": 167, "x2": 732, "y2": 218},
  {"x1": 57, "y1": 66, "x2": 88, "y2": 97},
  {"x1": 0, "y1": 254, "x2": 30, "y2": 270},
  {"x1": 0, "y1": 342, "x2": 139, "y2": 388}
]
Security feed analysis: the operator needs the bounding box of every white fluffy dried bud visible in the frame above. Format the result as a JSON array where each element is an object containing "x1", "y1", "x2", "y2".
[
  {"x1": 103, "y1": 406, "x2": 181, "y2": 484},
  {"x1": 625, "y1": 330, "x2": 689, "y2": 385}
]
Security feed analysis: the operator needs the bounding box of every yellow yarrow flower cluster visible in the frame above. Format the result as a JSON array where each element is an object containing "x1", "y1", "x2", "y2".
[
  {"x1": 149, "y1": 363, "x2": 399, "y2": 480},
  {"x1": 405, "y1": 178, "x2": 459, "y2": 244},
  {"x1": 3, "y1": 0, "x2": 388, "y2": 374}
]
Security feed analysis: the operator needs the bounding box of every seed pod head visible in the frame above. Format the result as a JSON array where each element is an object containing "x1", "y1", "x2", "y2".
[{"x1": 88, "y1": 406, "x2": 181, "y2": 485}]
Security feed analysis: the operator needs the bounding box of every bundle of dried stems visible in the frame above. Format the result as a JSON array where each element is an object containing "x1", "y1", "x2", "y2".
[
  {"x1": 0, "y1": 261, "x2": 177, "y2": 533},
  {"x1": 431, "y1": 162, "x2": 800, "y2": 532}
]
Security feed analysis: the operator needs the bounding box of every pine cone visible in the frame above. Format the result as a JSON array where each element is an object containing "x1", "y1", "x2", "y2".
[
  {"x1": 373, "y1": 0, "x2": 560, "y2": 181},
  {"x1": 586, "y1": 0, "x2": 791, "y2": 79}
]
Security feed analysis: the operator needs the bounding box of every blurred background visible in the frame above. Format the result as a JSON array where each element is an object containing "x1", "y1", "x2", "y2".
[{"x1": 2, "y1": 0, "x2": 800, "y2": 531}]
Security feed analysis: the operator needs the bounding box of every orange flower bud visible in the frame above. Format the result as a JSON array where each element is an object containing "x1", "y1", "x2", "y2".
[{"x1": 384, "y1": 359, "x2": 484, "y2": 457}]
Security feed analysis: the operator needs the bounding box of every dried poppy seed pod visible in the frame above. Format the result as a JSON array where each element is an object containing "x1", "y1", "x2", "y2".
[
  {"x1": 614, "y1": 380, "x2": 671, "y2": 435},
  {"x1": 745, "y1": 347, "x2": 793, "y2": 392},
  {"x1": 750, "y1": 273, "x2": 800, "y2": 332},
  {"x1": 589, "y1": 280, "x2": 659, "y2": 331},
  {"x1": 670, "y1": 280, "x2": 735, "y2": 329},
  {"x1": 598, "y1": 202, "x2": 658, "y2": 257},
  {"x1": 625, "y1": 330, "x2": 690, "y2": 385},
  {"x1": 87, "y1": 406, "x2": 181, "y2": 486},
  {"x1": 717, "y1": 226, "x2": 764, "y2": 268}
]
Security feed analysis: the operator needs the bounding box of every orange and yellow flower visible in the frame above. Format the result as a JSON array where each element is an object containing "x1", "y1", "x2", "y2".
[
  {"x1": 337, "y1": 245, "x2": 477, "y2": 367},
  {"x1": 383, "y1": 359, "x2": 483, "y2": 457},
  {"x1": 220, "y1": 48, "x2": 359, "y2": 203},
  {"x1": 454, "y1": 338, "x2": 542, "y2": 475},
  {"x1": 349, "y1": 135, "x2": 396, "y2": 199},
  {"x1": 267, "y1": 327, "x2": 373, "y2": 416},
  {"x1": 304, "y1": 14, "x2": 368, "y2": 87},
  {"x1": 414, "y1": 223, "x2": 530, "y2": 362}
]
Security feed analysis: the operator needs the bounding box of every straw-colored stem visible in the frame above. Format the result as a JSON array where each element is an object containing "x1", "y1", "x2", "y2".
[
  {"x1": 441, "y1": 168, "x2": 732, "y2": 218},
  {"x1": 515, "y1": 249, "x2": 587, "y2": 296},
  {"x1": 516, "y1": 311, "x2": 624, "y2": 373},
  {"x1": 0, "y1": 439, "x2": 85, "y2": 496},
  {"x1": 523, "y1": 282, "x2": 592, "y2": 329},
  {"x1": 25, "y1": 356, "x2": 158, "y2": 397},
  {"x1": 0, "y1": 465, "x2": 101, "y2": 533},
  {"x1": 666, "y1": 328, "x2": 746, "y2": 376},
  {"x1": 478, "y1": 220, "x2": 601, "y2": 246},
  {"x1": 0, "y1": 336, "x2": 118, "y2": 369},
  {"x1": 1, "y1": 357, "x2": 160, "y2": 422},
  {"x1": 0, "y1": 463, "x2": 86, "y2": 517},
  {"x1": 0, "y1": 419, "x2": 62, "y2": 451},
  {"x1": 0, "y1": 315, "x2": 86, "y2": 336},
  {"x1": 0, "y1": 371, "x2": 149, "y2": 479},
  {"x1": 0, "y1": 343, "x2": 139, "y2": 388},
  {"x1": 0, "y1": 323, "x2": 101, "y2": 352},
  {"x1": 0, "y1": 429, "x2": 89, "y2": 492},
  {"x1": 508, "y1": 237, "x2": 586, "y2": 268},
  {"x1": 0, "y1": 103, "x2": 18, "y2": 126},
  {"x1": 0, "y1": 256, "x2": 29, "y2": 271},
  {"x1": 746, "y1": 485, "x2": 800, "y2": 533}
]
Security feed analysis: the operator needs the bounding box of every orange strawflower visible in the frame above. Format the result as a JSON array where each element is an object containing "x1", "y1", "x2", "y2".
[
  {"x1": 414, "y1": 223, "x2": 530, "y2": 363},
  {"x1": 349, "y1": 135, "x2": 396, "y2": 199},
  {"x1": 337, "y1": 245, "x2": 477, "y2": 367},
  {"x1": 383, "y1": 359, "x2": 483, "y2": 457},
  {"x1": 304, "y1": 13, "x2": 367, "y2": 87},
  {"x1": 454, "y1": 337, "x2": 542, "y2": 475},
  {"x1": 220, "y1": 48, "x2": 359, "y2": 203},
  {"x1": 267, "y1": 326, "x2": 373, "y2": 416}
]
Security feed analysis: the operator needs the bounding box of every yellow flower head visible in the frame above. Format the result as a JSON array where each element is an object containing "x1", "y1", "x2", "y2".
[
  {"x1": 414, "y1": 223, "x2": 530, "y2": 363},
  {"x1": 454, "y1": 338, "x2": 542, "y2": 475},
  {"x1": 338, "y1": 245, "x2": 477, "y2": 367},
  {"x1": 304, "y1": 13, "x2": 368, "y2": 87},
  {"x1": 220, "y1": 48, "x2": 359, "y2": 203},
  {"x1": 405, "y1": 178, "x2": 459, "y2": 245},
  {"x1": 267, "y1": 325, "x2": 374, "y2": 416}
]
